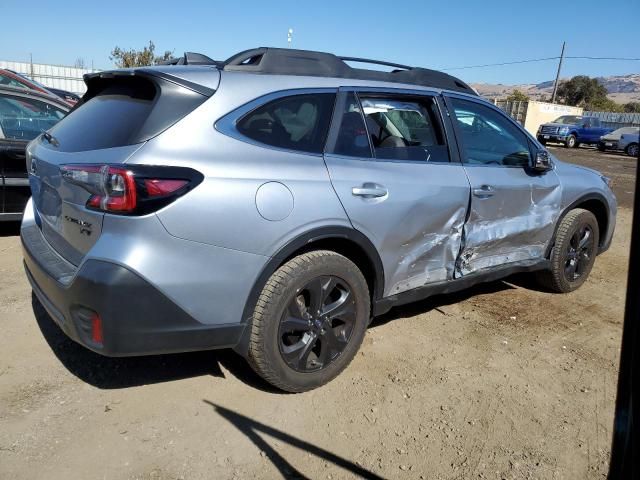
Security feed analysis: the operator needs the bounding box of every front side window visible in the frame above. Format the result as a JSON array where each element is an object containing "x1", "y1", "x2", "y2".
[
  {"x1": 451, "y1": 98, "x2": 531, "y2": 167},
  {"x1": 0, "y1": 95, "x2": 66, "y2": 141},
  {"x1": 237, "y1": 93, "x2": 335, "y2": 154},
  {"x1": 359, "y1": 95, "x2": 449, "y2": 162}
]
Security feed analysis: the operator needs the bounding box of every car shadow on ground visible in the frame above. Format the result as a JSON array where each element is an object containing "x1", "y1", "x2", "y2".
[
  {"x1": 204, "y1": 401, "x2": 386, "y2": 479},
  {"x1": 31, "y1": 293, "x2": 282, "y2": 392},
  {"x1": 372, "y1": 278, "x2": 519, "y2": 326},
  {"x1": 0, "y1": 221, "x2": 20, "y2": 237},
  {"x1": 33, "y1": 275, "x2": 548, "y2": 392}
]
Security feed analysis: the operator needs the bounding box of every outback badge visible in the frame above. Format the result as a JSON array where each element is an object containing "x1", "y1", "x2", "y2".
[{"x1": 64, "y1": 215, "x2": 92, "y2": 236}]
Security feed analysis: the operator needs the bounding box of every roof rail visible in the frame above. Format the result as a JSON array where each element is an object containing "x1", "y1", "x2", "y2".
[
  {"x1": 159, "y1": 52, "x2": 222, "y2": 66},
  {"x1": 159, "y1": 47, "x2": 476, "y2": 95},
  {"x1": 338, "y1": 57, "x2": 412, "y2": 71},
  {"x1": 221, "y1": 47, "x2": 476, "y2": 95}
]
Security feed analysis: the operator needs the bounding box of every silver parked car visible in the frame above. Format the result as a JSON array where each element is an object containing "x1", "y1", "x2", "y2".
[
  {"x1": 618, "y1": 128, "x2": 639, "y2": 157},
  {"x1": 21, "y1": 48, "x2": 617, "y2": 392},
  {"x1": 598, "y1": 126, "x2": 640, "y2": 154}
]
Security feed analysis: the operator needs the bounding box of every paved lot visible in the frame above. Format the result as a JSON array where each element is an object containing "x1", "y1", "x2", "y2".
[{"x1": 0, "y1": 147, "x2": 634, "y2": 479}]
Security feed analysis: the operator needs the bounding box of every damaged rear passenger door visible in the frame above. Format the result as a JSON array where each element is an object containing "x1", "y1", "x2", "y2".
[
  {"x1": 445, "y1": 95, "x2": 561, "y2": 275},
  {"x1": 324, "y1": 89, "x2": 470, "y2": 297}
]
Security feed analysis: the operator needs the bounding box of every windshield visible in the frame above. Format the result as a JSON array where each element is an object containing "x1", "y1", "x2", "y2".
[
  {"x1": 552, "y1": 115, "x2": 584, "y2": 125},
  {"x1": 611, "y1": 127, "x2": 640, "y2": 135}
]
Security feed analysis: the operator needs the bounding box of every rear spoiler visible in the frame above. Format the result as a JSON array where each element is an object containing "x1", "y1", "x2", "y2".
[{"x1": 82, "y1": 69, "x2": 215, "y2": 97}]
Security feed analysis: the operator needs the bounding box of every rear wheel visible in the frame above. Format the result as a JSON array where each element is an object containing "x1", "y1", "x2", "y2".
[
  {"x1": 247, "y1": 250, "x2": 370, "y2": 392},
  {"x1": 537, "y1": 209, "x2": 599, "y2": 293},
  {"x1": 597, "y1": 143, "x2": 605, "y2": 152},
  {"x1": 565, "y1": 135, "x2": 577, "y2": 148},
  {"x1": 626, "y1": 143, "x2": 639, "y2": 157}
]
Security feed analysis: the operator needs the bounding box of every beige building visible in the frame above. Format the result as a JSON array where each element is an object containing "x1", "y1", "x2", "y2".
[{"x1": 495, "y1": 100, "x2": 584, "y2": 136}]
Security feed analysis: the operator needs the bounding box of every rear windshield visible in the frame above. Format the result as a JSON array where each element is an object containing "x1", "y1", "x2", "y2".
[{"x1": 47, "y1": 75, "x2": 208, "y2": 152}]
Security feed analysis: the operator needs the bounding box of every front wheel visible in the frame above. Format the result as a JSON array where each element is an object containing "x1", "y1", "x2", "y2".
[
  {"x1": 536, "y1": 208, "x2": 599, "y2": 293},
  {"x1": 247, "y1": 250, "x2": 370, "y2": 392},
  {"x1": 626, "y1": 143, "x2": 639, "y2": 158},
  {"x1": 565, "y1": 135, "x2": 577, "y2": 148}
]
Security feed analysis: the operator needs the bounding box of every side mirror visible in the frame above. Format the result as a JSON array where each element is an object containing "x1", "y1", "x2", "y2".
[{"x1": 532, "y1": 150, "x2": 552, "y2": 172}]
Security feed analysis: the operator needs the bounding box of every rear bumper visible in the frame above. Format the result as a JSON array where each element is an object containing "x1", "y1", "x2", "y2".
[
  {"x1": 598, "y1": 140, "x2": 619, "y2": 150},
  {"x1": 22, "y1": 223, "x2": 244, "y2": 357}
]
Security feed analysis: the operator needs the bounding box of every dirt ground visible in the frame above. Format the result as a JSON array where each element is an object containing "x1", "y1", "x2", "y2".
[{"x1": 0, "y1": 147, "x2": 634, "y2": 480}]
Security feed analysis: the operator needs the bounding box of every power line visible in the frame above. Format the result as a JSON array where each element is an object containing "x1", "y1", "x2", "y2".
[
  {"x1": 441, "y1": 57, "x2": 559, "y2": 71},
  {"x1": 440, "y1": 55, "x2": 640, "y2": 71},
  {"x1": 566, "y1": 56, "x2": 640, "y2": 61}
]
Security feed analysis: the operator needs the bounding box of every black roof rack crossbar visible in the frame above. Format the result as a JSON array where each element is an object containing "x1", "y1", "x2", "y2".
[
  {"x1": 338, "y1": 56, "x2": 412, "y2": 71},
  {"x1": 158, "y1": 52, "x2": 222, "y2": 67}
]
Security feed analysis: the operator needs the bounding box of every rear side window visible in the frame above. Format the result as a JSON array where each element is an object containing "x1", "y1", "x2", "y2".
[
  {"x1": 237, "y1": 93, "x2": 335, "y2": 154},
  {"x1": 48, "y1": 75, "x2": 208, "y2": 152}
]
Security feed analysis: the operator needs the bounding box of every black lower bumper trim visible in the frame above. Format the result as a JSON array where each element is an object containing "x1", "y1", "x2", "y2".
[{"x1": 22, "y1": 231, "x2": 244, "y2": 357}]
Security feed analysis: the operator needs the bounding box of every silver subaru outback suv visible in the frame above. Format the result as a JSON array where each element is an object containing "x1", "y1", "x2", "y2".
[{"x1": 21, "y1": 48, "x2": 616, "y2": 392}]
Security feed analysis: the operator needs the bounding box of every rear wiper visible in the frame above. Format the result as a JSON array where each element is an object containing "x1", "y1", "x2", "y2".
[{"x1": 42, "y1": 131, "x2": 59, "y2": 147}]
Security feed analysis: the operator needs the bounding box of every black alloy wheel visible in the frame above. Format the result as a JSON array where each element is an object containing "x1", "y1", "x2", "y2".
[
  {"x1": 536, "y1": 208, "x2": 600, "y2": 293},
  {"x1": 564, "y1": 224, "x2": 595, "y2": 282},
  {"x1": 247, "y1": 250, "x2": 370, "y2": 392},
  {"x1": 278, "y1": 275, "x2": 356, "y2": 372}
]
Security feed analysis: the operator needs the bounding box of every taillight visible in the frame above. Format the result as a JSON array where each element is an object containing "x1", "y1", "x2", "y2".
[{"x1": 60, "y1": 164, "x2": 203, "y2": 215}]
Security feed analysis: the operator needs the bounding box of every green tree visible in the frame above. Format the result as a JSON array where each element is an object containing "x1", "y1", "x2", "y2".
[
  {"x1": 556, "y1": 75, "x2": 608, "y2": 108},
  {"x1": 110, "y1": 41, "x2": 173, "y2": 68},
  {"x1": 587, "y1": 97, "x2": 623, "y2": 112},
  {"x1": 506, "y1": 89, "x2": 529, "y2": 102},
  {"x1": 623, "y1": 102, "x2": 640, "y2": 113}
]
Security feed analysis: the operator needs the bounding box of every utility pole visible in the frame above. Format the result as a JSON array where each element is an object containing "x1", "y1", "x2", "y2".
[{"x1": 551, "y1": 41, "x2": 566, "y2": 104}]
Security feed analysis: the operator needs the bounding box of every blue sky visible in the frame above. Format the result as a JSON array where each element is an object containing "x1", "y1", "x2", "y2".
[{"x1": 2, "y1": 0, "x2": 639, "y2": 84}]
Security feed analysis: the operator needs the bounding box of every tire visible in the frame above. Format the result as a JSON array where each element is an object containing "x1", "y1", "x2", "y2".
[
  {"x1": 247, "y1": 250, "x2": 370, "y2": 392},
  {"x1": 565, "y1": 135, "x2": 577, "y2": 148},
  {"x1": 597, "y1": 144, "x2": 605, "y2": 152},
  {"x1": 536, "y1": 209, "x2": 599, "y2": 293},
  {"x1": 538, "y1": 138, "x2": 547, "y2": 146},
  {"x1": 626, "y1": 143, "x2": 639, "y2": 158}
]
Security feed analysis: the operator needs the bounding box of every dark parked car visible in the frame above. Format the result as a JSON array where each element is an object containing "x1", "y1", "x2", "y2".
[
  {"x1": 46, "y1": 87, "x2": 80, "y2": 106},
  {"x1": 0, "y1": 86, "x2": 68, "y2": 221},
  {"x1": 0, "y1": 69, "x2": 79, "y2": 107},
  {"x1": 1, "y1": 68, "x2": 54, "y2": 96}
]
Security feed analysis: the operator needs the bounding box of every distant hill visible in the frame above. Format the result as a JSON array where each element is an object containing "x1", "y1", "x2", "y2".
[{"x1": 471, "y1": 73, "x2": 640, "y2": 103}]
